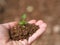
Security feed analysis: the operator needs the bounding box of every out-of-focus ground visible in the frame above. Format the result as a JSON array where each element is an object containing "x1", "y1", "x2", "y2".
[{"x1": 0, "y1": 0, "x2": 60, "y2": 45}]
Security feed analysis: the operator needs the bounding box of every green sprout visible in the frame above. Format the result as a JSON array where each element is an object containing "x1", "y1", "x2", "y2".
[
  {"x1": 22, "y1": 13, "x2": 26, "y2": 19},
  {"x1": 19, "y1": 13, "x2": 27, "y2": 26}
]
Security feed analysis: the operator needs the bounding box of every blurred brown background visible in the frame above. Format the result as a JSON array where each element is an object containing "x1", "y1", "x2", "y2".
[{"x1": 0, "y1": 0, "x2": 60, "y2": 45}]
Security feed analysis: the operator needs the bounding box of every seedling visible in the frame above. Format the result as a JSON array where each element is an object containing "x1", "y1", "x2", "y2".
[{"x1": 19, "y1": 13, "x2": 27, "y2": 26}]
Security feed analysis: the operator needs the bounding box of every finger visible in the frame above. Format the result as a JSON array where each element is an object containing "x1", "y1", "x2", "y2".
[
  {"x1": 39, "y1": 23, "x2": 47, "y2": 28},
  {"x1": 28, "y1": 23, "x2": 47, "y2": 44},
  {"x1": 22, "y1": 39, "x2": 28, "y2": 45},
  {"x1": 11, "y1": 40, "x2": 28, "y2": 45},
  {"x1": 7, "y1": 40, "x2": 25, "y2": 45},
  {"x1": 7, "y1": 41, "x2": 23, "y2": 45},
  {"x1": 2, "y1": 22, "x2": 17, "y2": 29},
  {"x1": 12, "y1": 41, "x2": 23, "y2": 45},
  {"x1": 35, "y1": 20, "x2": 43, "y2": 26},
  {"x1": 19, "y1": 39, "x2": 28, "y2": 45},
  {"x1": 28, "y1": 20, "x2": 36, "y2": 24}
]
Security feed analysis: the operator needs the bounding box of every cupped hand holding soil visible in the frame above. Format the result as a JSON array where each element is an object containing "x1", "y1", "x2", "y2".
[
  {"x1": 0, "y1": 20, "x2": 47, "y2": 45},
  {"x1": 9, "y1": 20, "x2": 39, "y2": 41},
  {"x1": 28, "y1": 20, "x2": 47, "y2": 44}
]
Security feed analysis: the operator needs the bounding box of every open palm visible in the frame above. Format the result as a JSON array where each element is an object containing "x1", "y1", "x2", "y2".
[{"x1": 0, "y1": 20, "x2": 47, "y2": 45}]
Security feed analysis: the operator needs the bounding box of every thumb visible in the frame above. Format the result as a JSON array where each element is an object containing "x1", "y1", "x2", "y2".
[
  {"x1": 2, "y1": 22, "x2": 17, "y2": 29},
  {"x1": 0, "y1": 25, "x2": 9, "y2": 42},
  {"x1": 0, "y1": 22, "x2": 17, "y2": 42}
]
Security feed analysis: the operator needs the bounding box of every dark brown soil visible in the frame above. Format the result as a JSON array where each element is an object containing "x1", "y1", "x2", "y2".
[{"x1": 9, "y1": 23, "x2": 39, "y2": 41}]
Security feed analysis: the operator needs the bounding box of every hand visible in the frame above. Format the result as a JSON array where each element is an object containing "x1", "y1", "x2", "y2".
[
  {"x1": 0, "y1": 20, "x2": 47, "y2": 45},
  {"x1": 28, "y1": 20, "x2": 47, "y2": 45}
]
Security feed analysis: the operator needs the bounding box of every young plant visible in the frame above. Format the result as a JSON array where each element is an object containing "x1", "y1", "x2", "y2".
[{"x1": 19, "y1": 13, "x2": 27, "y2": 26}]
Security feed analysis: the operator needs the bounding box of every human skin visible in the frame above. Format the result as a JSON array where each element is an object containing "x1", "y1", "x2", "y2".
[{"x1": 0, "y1": 20, "x2": 47, "y2": 45}]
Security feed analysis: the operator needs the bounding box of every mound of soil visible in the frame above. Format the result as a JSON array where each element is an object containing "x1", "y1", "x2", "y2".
[{"x1": 9, "y1": 23, "x2": 39, "y2": 41}]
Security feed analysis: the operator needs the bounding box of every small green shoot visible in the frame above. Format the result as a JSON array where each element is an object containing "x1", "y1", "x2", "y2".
[
  {"x1": 19, "y1": 13, "x2": 27, "y2": 26},
  {"x1": 21, "y1": 13, "x2": 26, "y2": 19}
]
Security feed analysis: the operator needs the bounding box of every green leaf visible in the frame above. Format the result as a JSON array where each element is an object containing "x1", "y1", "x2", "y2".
[
  {"x1": 19, "y1": 21, "x2": 24, "y2": 25},
  {"x1": 19, "y1": 13, "x2": 27, "y2": 26},
  {"x1": 22, "y1": 13, "x2": 26, "y2": 19},
  {"x1": 19, "y1": 21, "x2": 27, "y2": 25}
]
